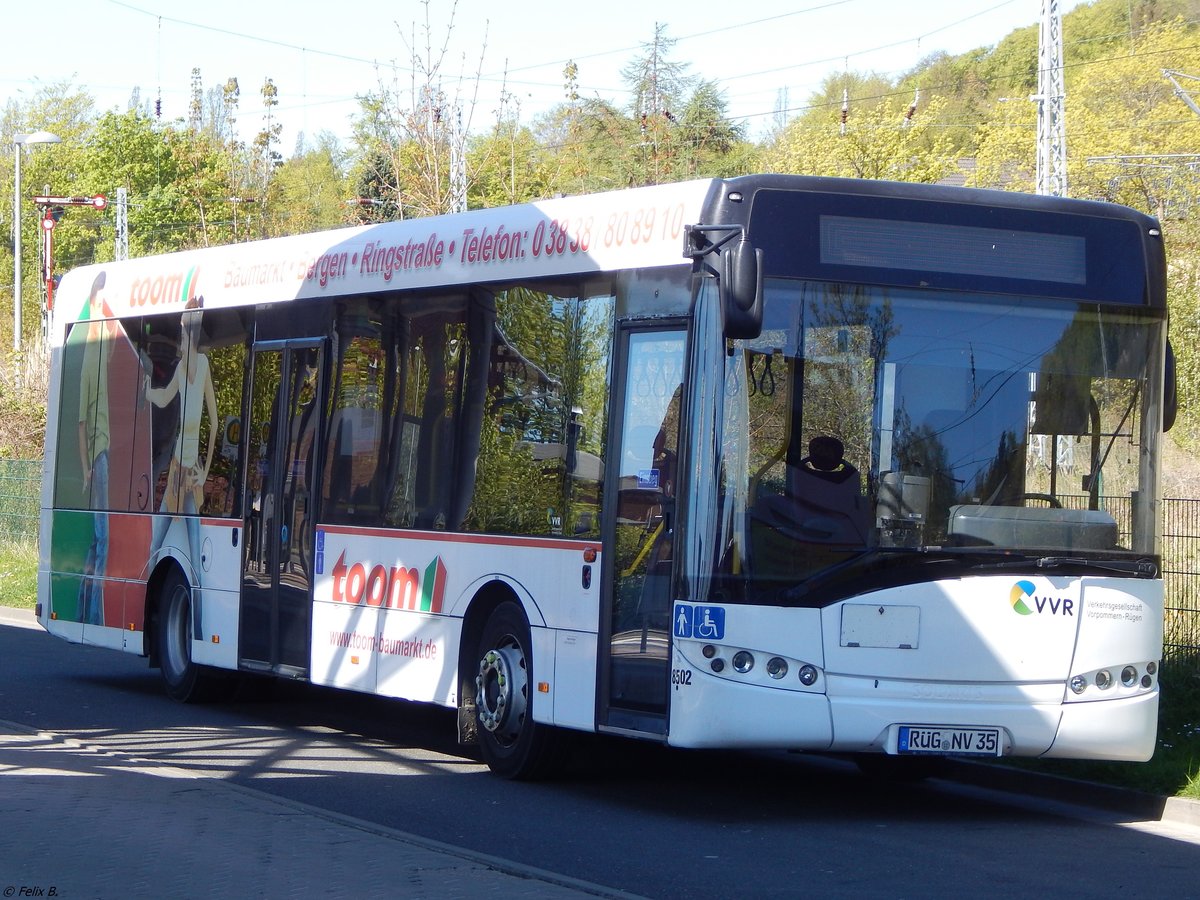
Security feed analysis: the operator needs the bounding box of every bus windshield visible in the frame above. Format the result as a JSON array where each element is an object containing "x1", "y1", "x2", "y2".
[{"x1": 703, "y1": 278, "x2": 1166, "y2": 604}]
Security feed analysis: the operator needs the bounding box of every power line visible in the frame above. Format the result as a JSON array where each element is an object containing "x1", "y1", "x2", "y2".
[
  {"x1": 99, "y1": 0, "x2": 1034, "y2": 131},
  {"x1": 105, "y1": 0, "x2": 411, "y2": 72}
]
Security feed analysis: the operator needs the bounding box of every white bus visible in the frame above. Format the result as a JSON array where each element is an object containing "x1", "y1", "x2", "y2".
[{"x1": 38, "y1": 175, "x2": 1174, "y2": 777}]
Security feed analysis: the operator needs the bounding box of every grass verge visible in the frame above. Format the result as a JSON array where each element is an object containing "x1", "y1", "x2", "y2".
[
  {"x1": 0, "y1": 538, "x2": 36, "y2": 609},
  {"x1": 1005, "y1": 655, "x2": 1200, "y2": 799}
]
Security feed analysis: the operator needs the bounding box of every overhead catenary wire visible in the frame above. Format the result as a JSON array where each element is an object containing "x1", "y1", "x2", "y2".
[
  {"x1": 77, "y1": 0, "x2": 1200, "y2": 150},
  {"x1": 94, "y1": 0, "x2": 1036, "y2": 134}
]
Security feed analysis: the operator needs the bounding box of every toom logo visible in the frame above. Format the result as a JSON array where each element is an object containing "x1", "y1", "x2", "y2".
[
  {"x1": 330, "y1": 551, "x2": 447, "y2": 613},
  {"x1": 129, "y1": 266, "x2": 200, "y2": 309},
  {"x1": 1010, "y1": 580, "x2": 1075, "y2": 617}
]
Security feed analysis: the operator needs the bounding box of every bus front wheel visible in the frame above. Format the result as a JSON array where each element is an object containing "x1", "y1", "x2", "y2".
[
  {"x1": 474, "y1": 601, "x2": 558, "y2": 779},
  {"x1": 156, "y1": 568, "x2": 228, "y2": 703}
]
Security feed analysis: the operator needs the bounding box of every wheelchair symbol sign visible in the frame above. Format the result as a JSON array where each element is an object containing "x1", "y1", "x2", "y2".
[{"x1": 674, "y1": 604, "x2": 725, "y2": 640}]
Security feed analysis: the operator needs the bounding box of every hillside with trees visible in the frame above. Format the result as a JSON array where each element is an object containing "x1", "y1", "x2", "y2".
[{"x1": 4, "y1": 0, "x2": 1200, "y2": 472}]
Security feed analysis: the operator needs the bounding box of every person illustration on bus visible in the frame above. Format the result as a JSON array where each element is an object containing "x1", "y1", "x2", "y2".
[
  {"x1": 77, "y1": 271, "x2": 112, "y2": 625},
  {"x1": 146, "y1": 296, "x2": 218, "y2": 639}
]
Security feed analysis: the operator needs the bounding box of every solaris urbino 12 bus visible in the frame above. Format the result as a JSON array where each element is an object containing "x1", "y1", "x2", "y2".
[{"x1": 38, "y1": 174, "x2": 1174, "y2": 778}]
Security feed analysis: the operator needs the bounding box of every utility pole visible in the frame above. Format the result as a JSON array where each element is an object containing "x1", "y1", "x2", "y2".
[
  {"x1": 450, "y1": 105, "x2": 467, "y2": 214},
  {"x1": 115, "y1": 187, "x2": 128, "y2": 261},
  {"x1": 1164, "y1": 70, "x2": 1200, "y2": 118},
  {"x1": 1033, "y1": 0, "x2": 1068, "y2": 197}
]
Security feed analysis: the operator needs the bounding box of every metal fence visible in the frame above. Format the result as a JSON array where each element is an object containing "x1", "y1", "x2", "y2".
[
  {"x1": 0, "y1": 458, "x2": 39, "y2": 543},
  {"x1": 4, "y1": 459, "x2": 1200, "y2": 658},
  {"x1": 1164, "y1": 498, "x2": 1200, "y2": 658}
]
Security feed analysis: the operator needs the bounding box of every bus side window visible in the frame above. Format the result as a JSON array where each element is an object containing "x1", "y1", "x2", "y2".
[
  {"x1": 460, "y1": 286, "x2": 614, "y2": 539},
  {"x1": 197, "y1": 309, "x2": 250, "y2": 517},
  {"x1": 388, "y1": 299, "x2": 467, "y2": 532},
  {"x1": 323, "y1": 302, "x2": 398, "y2": 525},
  {"x1": 140, "y1": 307, "x2": 248, "y2": 520}
]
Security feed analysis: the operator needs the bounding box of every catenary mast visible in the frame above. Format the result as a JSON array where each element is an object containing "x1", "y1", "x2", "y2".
[{"x1": 1034, "y1": 0, "x2": 1068, "y2": 197}]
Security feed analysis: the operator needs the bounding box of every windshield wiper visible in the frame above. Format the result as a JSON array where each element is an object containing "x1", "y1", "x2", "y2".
[
  {"x1": 956, "y1": 550, "x2": 1158, "y2": 577},
  {"x1": 1034, "y1": 556, "x2": 1157, "y2": 577}
]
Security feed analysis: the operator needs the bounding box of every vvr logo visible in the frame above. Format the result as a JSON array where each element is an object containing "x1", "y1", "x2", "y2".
[{"x1": 1010, "y1": 580, "x2": 1075, "y2": 617}]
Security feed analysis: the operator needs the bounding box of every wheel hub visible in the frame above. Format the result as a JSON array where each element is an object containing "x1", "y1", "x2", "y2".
[{"x1": 476, "y1": 646, "x2": 528, "y2": 740}]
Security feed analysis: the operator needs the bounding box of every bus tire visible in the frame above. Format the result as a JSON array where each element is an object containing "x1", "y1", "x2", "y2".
[
  {"x1": 474, "y1": 600, "x2": 559, "y2": 779},
  {"x1": 156, "y1": 568, "x2": 229, "y2": 703}
]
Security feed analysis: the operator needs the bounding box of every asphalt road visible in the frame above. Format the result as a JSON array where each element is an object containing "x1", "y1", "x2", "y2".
[{"x1": 3, "y1": 613, "x2": 1199, "y2": 899}]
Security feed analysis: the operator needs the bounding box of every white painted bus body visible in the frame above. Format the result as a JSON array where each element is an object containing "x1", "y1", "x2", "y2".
[{"x1": 668, "y1": 576, "x2": 1161, "y2": 761}]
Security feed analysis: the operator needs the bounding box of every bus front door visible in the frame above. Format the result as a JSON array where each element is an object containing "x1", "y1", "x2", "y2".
[
  {"x1": 239, "y1": 341, "x2": 324, "y2": 677},
  {"x1": 599, "y1": 327, "x2": 686, "y2": 736}
]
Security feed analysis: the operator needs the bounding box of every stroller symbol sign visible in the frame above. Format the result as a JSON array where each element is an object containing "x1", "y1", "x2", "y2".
[{"x1": 674, "y1": 604, "x2": 725, "y2": 640}]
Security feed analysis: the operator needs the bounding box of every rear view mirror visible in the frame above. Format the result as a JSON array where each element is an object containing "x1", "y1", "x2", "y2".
[
  {"x1": 684, "y1": 223, "x2": 763, "y2": 340},
  {"x1": 722, "y1": 237, "x2": 763, "y2": 340}
]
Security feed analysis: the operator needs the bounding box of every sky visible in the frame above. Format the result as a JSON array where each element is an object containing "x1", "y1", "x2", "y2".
[{"x1": 3, "y1": 0, "x2": 1088, "y2": 155}]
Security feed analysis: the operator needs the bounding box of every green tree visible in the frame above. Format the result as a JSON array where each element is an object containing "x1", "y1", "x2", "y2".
[
  {"x1": 1066, "y1": 20, "x2": 1200, "y2": 211},
  {"x1": 675, "y1": 81, "x2": 750, "y2": 177},
  {"x1": 534, "y1": 95, "x2": 636, "y2": 194},
  {"x1": 622, "y1": 24, "x2": 694, "y2": 185},
  {"x1": 3, "y1": 82, "x2": 96, "y2": 348},
  {"x1": 764, "y1": 76, "x2": 955, "y2": 183},
  {"x1": 350, "y1": 0, "x2": 489, "y2": 216},
  {"x1": 251, "y1": 77, "x2": 284, "y2": 235},
  {"x1": 468, "y1": 113, "x2": 554, "y2": 208},
  {"x1": 264, "y1": 132, "x2": 349, "y2": 236}
]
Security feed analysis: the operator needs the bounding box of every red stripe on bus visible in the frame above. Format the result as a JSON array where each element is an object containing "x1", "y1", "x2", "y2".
[{"x1": 316, "y1": 525, "x2": 597, "y2": 553}]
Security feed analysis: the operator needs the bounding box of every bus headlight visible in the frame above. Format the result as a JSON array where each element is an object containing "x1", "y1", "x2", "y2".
[
  {"x1": 1094, "y1": 669, "x2": 1113, "y2": 690},
  {"x1": 732, "y1": 651, "x2": 755, "y2": 674},
  {"x1": 1121, "y1": 665, "x2": 1138, "y2": 687},
  {"x1": 766, "y1": 657, "x2": 788, "y2": 679},
  {"x1": 1070, "y1": 674, "x2": 1088, "y2": 694},
  {"x1": 798, "y1": 664, "x2": 819, "y2": 686}
]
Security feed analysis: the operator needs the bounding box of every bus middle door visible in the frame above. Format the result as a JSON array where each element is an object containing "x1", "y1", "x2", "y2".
[{"x1": 240, "y1": 340, "x2": 324, "y2": 677}]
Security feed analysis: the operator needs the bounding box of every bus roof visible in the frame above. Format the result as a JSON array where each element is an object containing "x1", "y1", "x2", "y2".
[
  {"x1": 54, "y1": 178, "x2": 715, "y2": 331},
  {"x1": 54, "y1": 173, "x2": 1166, "y2": 333}
]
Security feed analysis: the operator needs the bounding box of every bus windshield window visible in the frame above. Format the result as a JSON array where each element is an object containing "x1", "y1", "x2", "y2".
[{"x1": 709, "y1": 279, "x2": 1165, "y2": 602}]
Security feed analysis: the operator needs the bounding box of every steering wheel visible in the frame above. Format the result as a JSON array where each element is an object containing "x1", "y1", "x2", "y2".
[{"x1": 1020, "y1": 492, "x2": 1062, "y2": 508}]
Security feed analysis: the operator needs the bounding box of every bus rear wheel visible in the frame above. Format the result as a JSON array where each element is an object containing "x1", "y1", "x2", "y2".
[
  {"x1": 156, "y1": 568, "x2": 229, "y2": 703},
  {"x1": 474, "y1": 601, "x2": 558, "y2": 779}
]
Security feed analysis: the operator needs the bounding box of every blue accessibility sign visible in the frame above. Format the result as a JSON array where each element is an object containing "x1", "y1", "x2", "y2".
[{"x1": 673, "y1": 604, "x2": 725, "y2": 640}]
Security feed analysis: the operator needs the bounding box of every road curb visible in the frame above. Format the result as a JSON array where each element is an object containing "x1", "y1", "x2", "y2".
[
  {"x1": 0, "y1": 605, "x2": 38, "y2": 629},
  {"x1": 943, "y1": 758, "x2": 1199, "y2": 825}
]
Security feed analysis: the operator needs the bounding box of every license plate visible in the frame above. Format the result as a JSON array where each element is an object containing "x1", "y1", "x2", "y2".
[{"x1": 897, "y1": 725, "x2": 1001, "y2": 756}]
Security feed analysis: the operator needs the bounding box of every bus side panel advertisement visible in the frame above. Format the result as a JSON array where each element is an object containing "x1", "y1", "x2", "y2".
[
  {"x1": 48, "y1": 510, "x2": 151, "y2": 631},
  {"x1": 310, "y1": 526, "x2": 601, "y2": 708},
  {"x1": 311, "y1": 529, "x2": 458, "y2": 703},
  {"x1": 53, "y1": 180, "x2": 714, "y2": 327}
]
